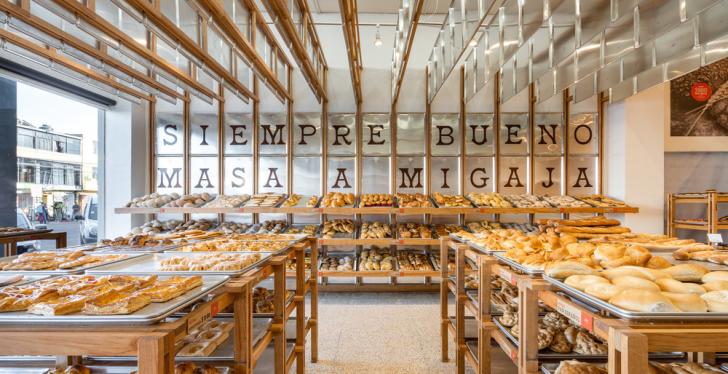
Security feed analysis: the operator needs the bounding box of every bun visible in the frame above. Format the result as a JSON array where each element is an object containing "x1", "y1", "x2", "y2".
[
  {"x1": 702, "y1": 271, "x2": 728, "y2": 283},
  {"x1": 602, "y1": 266, "x2": 669, "y2": 281},
  {"x1": 655, "y1": 278, "x2": 706, "y2": 294},
  {"x1": 544, "y1": 261, "x2": 596, "y2": 279},
  {"x1": 564, "y1": 275, "x2": 609, "y2": 291},
  {"x1": 645, "y1": 256, "x2": 672, "y2": 269},
  {"x1": 611, "y1": 276, "x2": 660, "y2": 292},
  {"x1": 593, "y1": 244, "x2": 625, "y2": 263},
  {"x1": 701, "y1": 291, "x2": 728, "y2": 312},
  {"x1": 609, "y1": 290, "x2": 677, "y2": 312},
  {"x1": 703, "y1": 281, "x2": 728, "y2": 292},
  {"x1": 661, "y1": 292, "x2": 707, "y2": 312},
  {"x1": 663, "y1": 264, "x2": 709, "y2": 282},
  {"x1": 584, "y1": 283, "x2": 625, "y2": 301}
]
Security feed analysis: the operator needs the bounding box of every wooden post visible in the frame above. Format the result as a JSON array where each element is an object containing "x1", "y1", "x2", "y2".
[
  {"x1": 440, "y1": 237, "x2": 450, "y2": 362},
  {"x1": 455, "y1": 244, "x2": 466, "y2": 374},
  {"x1": 310, "y1": 238, "x2": 319, "y2": 363}
]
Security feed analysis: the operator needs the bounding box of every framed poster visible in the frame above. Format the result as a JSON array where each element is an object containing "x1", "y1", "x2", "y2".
[{"x1": 667, "y1": 57, "x2": 728, "y2": 151}]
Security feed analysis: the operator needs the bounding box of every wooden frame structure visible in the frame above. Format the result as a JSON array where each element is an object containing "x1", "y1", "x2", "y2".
[
  {"x1": 0, "y1": 231, "x2": 67, "y2": 257},
  {"x1": 338, "y1": 0, "x2": 362, "y2": 104},
  {"x1": 391, "y1": 0, "x2": 424, "y2": 105},
  {"x1": 667, "y1": 190, "x2": 728, "y2": 237}
]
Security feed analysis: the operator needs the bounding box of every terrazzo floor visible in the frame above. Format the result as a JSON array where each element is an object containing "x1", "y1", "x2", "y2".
[{"x1": 303, "y1": 292, "x2": 517, "y2": 374}]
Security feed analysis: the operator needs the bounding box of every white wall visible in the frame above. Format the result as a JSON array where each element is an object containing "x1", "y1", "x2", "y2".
[
  {"x1": 100, "y1": 100, "x2": 149, "y2": 238},
  {"x1": 605, "y1": 83, "x2": 667, "y2": 233}
]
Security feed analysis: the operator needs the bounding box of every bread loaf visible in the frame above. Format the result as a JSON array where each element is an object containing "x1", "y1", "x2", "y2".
[
  {"x1": 584, "y1": 283, "x2": 625, "y2": 301},
  {"x1": 655, "y1": 278, "x2": 706, "y2": 294},
  {"x1": 544, "y1": 261, "x2": 596, "y2": 279},
  {"x1": 663, "y1": 264, "x2": 709, "y2": 282},
  {"x1": 609, "y1": 290, "x2": 677, "y2": 312},
  {"x1": 564, "y1": 275, "x2": 609, "y2": 291},
  {"x1": 703, "y1": 281, "x2": 728, "y2": 292},
  {"x1": 661, "y1": 292, "x2": 708, "y2": 312},
  {"x1": 557, "y1": 226, "x2": 631, "y2": 234},
  {"x1": 611, "y1": 276, "x2": 660, "y2": 292},
  {"x1": 703, "y1": 271, "x2": 728, "y2": 283},
  {"x1": 701, "y1": 291, "x2": 728, "y2": 312},
  {"x1": 602, "y1": 266, "x2": 670, "y2": 281}
]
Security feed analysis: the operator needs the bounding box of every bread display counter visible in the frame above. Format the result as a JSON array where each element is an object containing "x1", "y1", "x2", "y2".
[{"x1": 0, "y1": 235, "x2": 319, "y2": 374}]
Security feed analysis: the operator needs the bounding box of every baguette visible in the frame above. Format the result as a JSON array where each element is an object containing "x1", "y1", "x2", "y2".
[{"x1": 547, "y1": 217, "x2": 621, "y2": 227}]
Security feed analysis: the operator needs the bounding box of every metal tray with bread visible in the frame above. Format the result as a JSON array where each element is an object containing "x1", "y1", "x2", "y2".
[
  {"x1": 0, "y1": 274, "x2": 50, "y2": 287},
  {"x1": 0, "y1": 252, "x2": 146, "y2": 275},
  {"x1": 0, "y1": 274, "x2": 228, "y2": 325},
  {"x1": 543, "y1": 273, "x2": 728, "y2": 321},
  {"x1": 86, "y1": 252, "x2": 271, "y2": 276},
  {"x1": 493, "y1": 252, "x2": 544, "y2": 276}
]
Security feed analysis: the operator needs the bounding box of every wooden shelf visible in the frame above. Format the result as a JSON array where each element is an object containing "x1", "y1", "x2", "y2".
[
  {"x1": 115, "y1": 205, "x2": 639, "y2": 215},
  {"x1": 319, "y1": 269, "x2": 440, "y2": 277},
  {"x1": 318, "y1": 238, "x2": 440, "y2": 246}
]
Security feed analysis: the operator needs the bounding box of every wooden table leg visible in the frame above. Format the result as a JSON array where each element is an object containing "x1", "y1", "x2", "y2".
[
  {"x1": 479, "y1": 324, "x2": 492, "y2": 374},
  {"x1": 440, "y1": 238, "x2": 449, "y2": 363},
  {"x1": 234, "y1": 284, "x2": 253, "y2": 374},
  {"x1": 608, "y1": 328, "x2": 622, "y2": 374},
  {"x1": 296, "y1": 247, "x2": 305, "y2": 374},
  {"x1": 310, "y1": 239, "x2": 319, "y2": 363},
  {"x1": 137, "y1": 334, "x2": 168, "y2": 374},
  {"x1": 455, "y1": 245, "x2": 466, "y2": 374},
  {"x1": 620, "y1": 331, "x2": 648, "y2": 374}
]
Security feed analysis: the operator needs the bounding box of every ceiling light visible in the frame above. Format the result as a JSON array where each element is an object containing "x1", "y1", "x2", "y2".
[{"x1": 374, "y1": 24, "x2": 383, "y2": 47}]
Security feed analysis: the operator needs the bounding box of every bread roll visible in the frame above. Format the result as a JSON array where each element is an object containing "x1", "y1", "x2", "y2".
[
  {"x1": 602, "y1": 266, "x2": 670, "y2": 281},
  {"x1": 624, "y1": 246, "x2": 652, "y2": 266},
  {"x1": 565, "y1": 242, "x2": 596, "y2": 257},
  {"x1": 662, "y1": 264, "x2": 709, "y2": 282},
  {"x1": 564, "y1": 275, "x2": 609, "y2": 291},
  {"x1": 609, "y1": 290, "x2": 677, "y2": 312},
  {"x1": 584, "y1": 283, "x2": 625, "y2": 301},
  {"x1": 544, "y1": 261, "x2": 596, "y2": 279},
  {"x1": 645, "y1": 256, "x2": 672, "y2": 269},
  {"x1": 701, "y1": 291, "x2": 728, "y2": 312},
  {"x1": 661, "y1": 292, "x2": 708, "y2": 312},
  {"x1": 703, "y1": 281, "x2": 728, "y2": 292},
  {"x1": 611, "y1": 276, "x2": 660, "y2": 292},
  {"x1": 702, "y1": 271, "x2": 728, "y2": 284},
  {"x1": 593, "y1": 244, "x2": 625, "y2": 263},
  {"x1": 655, "y1": 278, "x2": 706, "y2": 294}
]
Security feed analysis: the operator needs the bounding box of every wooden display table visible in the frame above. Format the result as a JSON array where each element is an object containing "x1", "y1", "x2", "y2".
[{"x1": 0, "y1": 230, "x2": 67, "y2": 256}]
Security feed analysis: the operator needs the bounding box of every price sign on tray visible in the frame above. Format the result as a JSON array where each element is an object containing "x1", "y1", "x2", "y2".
[
  {"x1": 498, "y1": 267, "x2": 517, "y2": 286},
  {"x1": 556, "y1": 299, "x2": 593, "y2": 331}
]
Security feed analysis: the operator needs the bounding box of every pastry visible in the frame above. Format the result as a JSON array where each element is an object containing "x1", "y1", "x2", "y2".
[
  {"x1": 544, "y1": 261, "x2": 596, "y2": 279},
  {"x1": 82, "y1": 290, "x2": 151, "y2": 315},
  {"x1": 703, "y1": 281, "x2": 728, "y2": 292},
  {"x1": 360, "y1": 221, "x2": 392, "y2": 239},
  {"x1": 537, "y1": 326, "x2": 555, "y2": 350},
  {"x1": 466, "y1": 192, "x2": 512, "y2": 208},
  {"x1": 320, "y1": 192, "x2": 355, "y2": 208},
  {"x1": 395, "y1": 193, "x2": 432, "y2": 207},
  {"x1": 601, "y1": 266, "x2": 669, "y2": 281},
  {"x1": 609, "y1": 289, "x2": 677, "y2": 312},
  {"x1": 431, "y1": 192, "x2": 471, "y2": 207},
  {"x1": 498, "y1": 306, "x2": 518, "y2": 327},
  {"x1": 28, "y1": 295, "x2": 88, "y2": 316},
  {"x1": 645, "y1": 256, "x2": 672, "y2": 269},
  {"x1": 548, "y1": 330, "x2": 573, "y2": 353},
  {"x1": 360, "y1": 193, "x2": 393, "y2": 207},
  {"x1": 702, "y1": 271, "x2": 728, "y2": 283}
]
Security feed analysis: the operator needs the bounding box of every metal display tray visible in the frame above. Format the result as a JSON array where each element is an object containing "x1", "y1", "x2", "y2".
[
  {"x1": 0, "y1": 275, "x2": 229, "y2": 325},
  {"x1": 318, "y1": 253, "x2": 356, "y2": 273},
  {"x1": 396, "y1": 249, "x2": 437, "y2": 272},
  {"x1": 0, "y1": 274, "x2": 50, "y2": 287},
  {"x1": 542, "y1": 362, "x2": 725, "y2": 374},
  {"x1": 86, "y1": 252, "x2": 271, "y2": 276},
  {"x1": 280, "y1": 195, "x2": 319, "y2": 208},
  {"x1": 543, "y1": 273, "x2": 728, "y2": 321},
  {"x1": 96, "y1": 243, "x2": 183, "y2": 253},
  {"x1": 493, "y1": 253, "x2": 544, "y2": 276},
  {"x1": 0, "y1": 252, "x2": 146, "y2": 275},
  {"x1": 165, "y1": 240, "x2": 297, "y2": 256},
  {"x1": 465, "y1": 290, "x2": 504, "y2": 316},
  {"x1": 652, "y1": 251, "x2": 728, "y2": 271}
]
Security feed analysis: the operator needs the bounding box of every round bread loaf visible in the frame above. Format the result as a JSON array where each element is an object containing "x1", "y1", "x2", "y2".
[{"x1": 702, "y1": 271, "x2": 728, "y2": 284}]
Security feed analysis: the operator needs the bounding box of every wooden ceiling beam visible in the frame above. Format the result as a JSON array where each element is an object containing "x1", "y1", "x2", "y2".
[
  {"x1": 338, "y1": 0, "x2": 362, "y2": 103},
  {"x1": 0, "y1": 1, "x2": 183, "y2": 101},
  {"x1": 392, "y1": 0, "x2": 424, "y2": 105},
  {"x1": 260, "y1": 0, "x2": 327, "y2": 102},
  {"x1": 197, "y1": 0, "x2": 291, "y2": 102},
  {"x1": 123, "y1": 0, "x2": 259, "y2": 101},
  {"x1": 0, "y1": 28, "x2": 149, "y2": 101},
  {"x1": 51, "y1": 0, "x2": 216, "y2": 100}
]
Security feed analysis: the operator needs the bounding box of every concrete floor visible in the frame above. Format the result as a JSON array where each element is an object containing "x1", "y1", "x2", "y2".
[{"x1": 304, "y1": 292, "x2": 517, "y2": 374}]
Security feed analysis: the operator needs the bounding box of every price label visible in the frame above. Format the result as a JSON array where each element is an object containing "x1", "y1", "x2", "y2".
[
  {"x1": 479, "y1": 208, "x2": 487, "y2": 214},
  {"x1": 210, "y1": 301, "x2": 219, "y2": 317},
  {"x1": 498, "y1": 268, "x2": 517, "y2": 285},
  {"x1": 556, "y1": 299, "x2": 582, "y2": 327},
  {"x1": 158, "y1": 208, "x2": 165, "y2": 213},
  {"x1": 397, "y1": 239, "x2": 405, "y2": 245},
  {"x1": 708, "y1": 233, "x2": 724, "y2": 244},
  {"x1": 317, "y1": 208, "x2": 324, "y2": 213},
  {"x1": 559, "y1": 208, "x2": 566, "y2": 213},
  {"x1": 398, "y1": 208, "x2": 405, "y2": 214},
  {"x1": 317, "y1": 271, "x2": 323, "y2": 277},
  {"x1": 510, "y1": 348, "x2": 517, "y2": 361}
]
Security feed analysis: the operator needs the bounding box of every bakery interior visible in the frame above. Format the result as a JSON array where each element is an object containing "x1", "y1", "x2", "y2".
[{"x1": 0, "y1": 0, "x2": 727, "y2": 373}]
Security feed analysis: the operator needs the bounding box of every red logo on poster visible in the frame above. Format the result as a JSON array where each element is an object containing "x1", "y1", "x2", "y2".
[{"x1": 691, "y1": 82, "x2": 712, "y2": 102}]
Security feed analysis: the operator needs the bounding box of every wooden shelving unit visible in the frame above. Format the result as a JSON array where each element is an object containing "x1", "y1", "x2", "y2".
[{"x1": 668, "y1": 190, "x2": 728, "y2": 237}]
